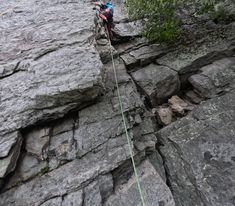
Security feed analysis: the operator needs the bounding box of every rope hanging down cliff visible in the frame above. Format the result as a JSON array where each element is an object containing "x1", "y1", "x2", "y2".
[{"x1": 105, "y1": 23, "x2": 146, "y2": 206}]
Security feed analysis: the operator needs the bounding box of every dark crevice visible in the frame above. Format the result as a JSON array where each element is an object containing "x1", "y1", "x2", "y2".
[
  {"x1": 155, "y1": 139, "x2": 173, "y2": 192},
  {"x1": 81, "y1": 189, "x2": 85, "y2": 206},
  {"x1": 34, "y1": 48, "x2": 58, "y2": 61},
  {"x1": 0, "y1": 69, "x2": 24, "y2": 80},
  {"x1": 111, "y1": 152, "x2": 145, "y2": 191},
  {"x1": 22, "y1": 111, "x2": 79, "y2": 135},
  {"x1": 129, "y1": 74, "x2": 153, "y2": 111}
]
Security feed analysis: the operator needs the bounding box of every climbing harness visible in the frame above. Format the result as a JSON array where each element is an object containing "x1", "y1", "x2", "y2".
[
  {"x1": 94, "y1": 7, "x2": 113, "y2": 40},
  {"x1": 105, "y1": 24, "x2": 146, "y2": 206}
]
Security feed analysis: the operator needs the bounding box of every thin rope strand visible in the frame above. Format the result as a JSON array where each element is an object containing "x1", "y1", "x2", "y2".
[{"x1": 107, "y1": 24, "x2": 146, "y2": 206}]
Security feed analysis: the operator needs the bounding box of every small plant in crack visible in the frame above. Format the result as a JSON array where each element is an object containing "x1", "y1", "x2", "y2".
[{"x1": 40, "y1": 166, "x2": 50, "y2": 174}]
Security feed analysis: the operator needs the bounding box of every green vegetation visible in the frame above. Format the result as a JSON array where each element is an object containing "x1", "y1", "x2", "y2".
[
  {"x1": 40, "y1": 166, "x2": 50, "y2": 174},
  {"x1": 125, "y1": 0, "x2": 181, "y2": 42},
  {"x1": 198, "y1": 0, "x2": 235, "y2": 22},
  {"x1": 125, "y1": 0, "x2": 233, "y2": 43}
]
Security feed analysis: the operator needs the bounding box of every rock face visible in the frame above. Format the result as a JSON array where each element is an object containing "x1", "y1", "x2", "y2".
[
  {"x1": 104, "y1": 160, "x2": 175, "y2": 206},
  {"x1": 157, "y1": 92, "x2": 235, "y2": 206},
  {"x1": 0, "y1": 0, "x2": 235, "y2": 206},
  {"x1": 189, "y1": 57, "x2": 235, "y2": 98},
  {"x1": 0, "y1": 132, "x2": 22, "y2": 178},
  {"x1": 0, "y1": 0, "x2": 104, "y2": 135},
  {"x1": 0, "y1": 0, "x2": 104, "y2": 182},
  {"x1": 131, "y1": 64, "x2": 180, "y2": 105}
]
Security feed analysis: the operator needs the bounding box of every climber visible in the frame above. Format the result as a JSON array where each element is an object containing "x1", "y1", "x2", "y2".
[{"x1": 93, "y1": 1, "x2": 114, "y2": 39}]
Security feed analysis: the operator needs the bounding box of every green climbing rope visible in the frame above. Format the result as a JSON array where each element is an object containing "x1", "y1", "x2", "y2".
[{"x1": 106, "y1": 26, "x2": 146, "y2": 206}]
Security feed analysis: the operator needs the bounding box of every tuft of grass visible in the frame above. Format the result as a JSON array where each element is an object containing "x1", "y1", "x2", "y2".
[{"x1": 40, "y1": 166, "x2": 50, "y2": 174}]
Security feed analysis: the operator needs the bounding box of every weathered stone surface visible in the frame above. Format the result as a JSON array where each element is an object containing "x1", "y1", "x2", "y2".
[
  {"x1": 114, "y1": 20, "x2": 144, "y2": 38},
  {"x1": 155, "y1": 106, "x2": 173, "y2": 126},
  {"x1": 0, "y1": 156, "x2": 98, "y2": 205},
  {"x1": 189, "y1": 57, "x2": 235, "y2": 98},
  {"x1": 98, "y1": 174, "x2": 114, "y2": 201},
  {"x1": 157, "y1": 92, "x2": 235, "y2": 206},
  {"x1": 0, "y1": 61, "x2": 21, "y2": 79},
  {"x1": 5, "y1": 154, "x2": 47, "y2": 189},
  {"x1": 131, "y1": 45, "x2": 165, "y2": 66},
  {"x1": 104, "y1": 160, "x2": 175, "y2": 206},
  {"x1": 40, "y1": 197, "x2": 62, "y2": 206},
  {"x1": 185, "y1": 90, "x2": 203, "y2": 104},
  {"x1": 168, "y1": 95, "x2": 194, "y2": 115},
  {"x1": 25, "y1": 127, "x2": 50, "y2": 159},
  {"x1": 120, "y1": 53, "x2": 139, "y2": 69},
  {"x1": 40, "y1": 190, "x2": 84, "y2": 206},
  {"x1": 49, "y1": 131, "x2": 76, "y2": 167},
  {"x1": 115, "y1": 38, "x2": 148, "y2": 55},
  {"x1": 132, "y1": 64, "x2": 180, "y2": 105},
  {"x1": 0, "y1": 132, "x2": 20, "y2": 158},
  {"x1": 148, "y1": 151, "x2": 167, "y2": 182},
  {"x1": 121, "y1": 44, "x2": 166, "y2": 69},
  {"x1": 0, "y1": 0, "x2": 106, "y2": 190},
  {"x1": 157, "y1": 37, "x2": 235, "y2": 76},
  {"x1": 62, "y1": 190, "x2": 83, "y2": 206},
  {"x1": 0, "y1": 0, "x2": 105, "y2": 137},
  {"x1": 84, "y1": 181, "x2": 102, "y2": 206},
  {"x1": 0, "y1": 134, "x2": 22, "y2": 178},
  {"x1": 52, "y1": 116, "x2": 75, "y2": 136},
  {"x1": 112, "y1": 0, "x2": 129, "y2": 23}
]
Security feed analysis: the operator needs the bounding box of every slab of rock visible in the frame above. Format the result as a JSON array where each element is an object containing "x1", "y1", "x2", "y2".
[
  {"x1": 0, "y1": 61, "x2": 21, "y2": 79},
  {"x1": 104, "y1": 159, "x2": 175, "y2": 206},
  {"x1": 84, "y1": 181, "x2": 102, "y2": 206},
  {"x1": 156, "y1": 36, "x2": 235, "y2": 77},
  {"x1": 0, "y1": 134, "x2": 22, "y2": 178},
  {"x1": 154, "y1": 106, "x2": 173, "y2": 126},
  {"x1": 112, "y1": 0, "x2": 129, "y2": 23},
  {"x1": 62, "y1": 190, "x2": 83, "y2": 206},
  {"x1": 25, "y1": 127, "x2": 50, "y2": 159},
  {"x1": 115, "y1": 38, "x2": 148, "y2": 55},
  {"x1": 132, "y1": 64, "x2": 180, "y2": 105},
  {"x1": 168, "y1": 95, "x2": 194, "y2": 115},
  {"x1": 113, "y1": 20, "x2": 144, "y2": 38},
  {"x1": 0, "y1": 0, "x2": 106, "y2": 192},
  {"x1": 0, "y1": 0, "x2": 105, "y2": 137},
  {"x1": 52, "y1": 116, "x2": 75, "y2": 136},
  {"x1": 157, "y1": 92, "x2": 235, "y2": 206},
  {"x1": 41, "y1": 189, "x2": 84, "y2": 206},
  {"x1": 5, "y1": 154, "x2": 48, "y2": 189},
  {"x1": 130, "y1": 45, "x2": 165, "y2": 66},
  {"x1": 189, "y1": 57, "x2": 235, "y2": 98},
  {"x1": 121, "y1": 44, "x2": 165, "y2": 69},
  {"x1": 0, "y1": 132, "x2": 20, "y2": 158},
  {"x1": 120, "y1": 53, "x2": 139, "y2": 69},
  {"x1": 185, "y1": 90, "x2": 203, "y2": 104}
]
